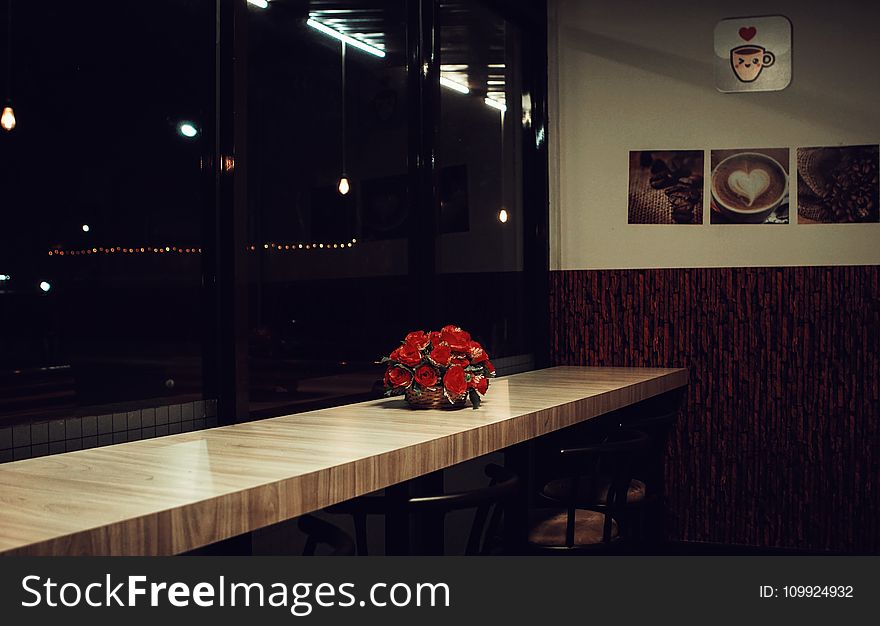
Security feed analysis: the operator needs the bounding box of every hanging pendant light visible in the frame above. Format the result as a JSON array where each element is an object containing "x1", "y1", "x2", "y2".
[
  {"x1": 337, "y1": 41, "x2": 349, "y2": 195},
  {"x1": 337, "y1": 175, "x2": 350, "y2": 195},
  {"x1": 0, "y1": 102, "x2": 13, "y2": 132},
  {"x1": 2, "y1": 0, "x2": 14, "y2": 132}
]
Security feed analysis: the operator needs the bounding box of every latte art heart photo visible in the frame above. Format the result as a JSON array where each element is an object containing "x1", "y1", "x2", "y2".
[
  {"x1": 727, "y1": 169, "x2": 771, "y2": 207},
  {"x1": 710, "y1": 148, "x2": 790, "y2": 224}
]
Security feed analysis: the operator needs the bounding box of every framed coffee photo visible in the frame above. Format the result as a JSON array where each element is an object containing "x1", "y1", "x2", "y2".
[
  {"x1": 797, "y1": 145, "x2": 880, "y2": 224},
  {"x1": 628, "y1": 150, "x2": 704, "y2": 224},
  {"x1": 709, "y1": 148, "x2": 790, "y2": 224}
]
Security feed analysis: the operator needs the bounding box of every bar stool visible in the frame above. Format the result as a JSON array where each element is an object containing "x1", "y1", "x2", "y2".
[
  {"x1": 325, "y1": 463, "x2": 519, "y2": 555},
  {"x1": 528, "y1": 428, "x2": 649, "y2": 552},
  {"x1": 297, "y1": 514, "x2": 356, "y2": 556},
  {"x1": 617, "y1": 410, "x2": 678, "y2": 544}
]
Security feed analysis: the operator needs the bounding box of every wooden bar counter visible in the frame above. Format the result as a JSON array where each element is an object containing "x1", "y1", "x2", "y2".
[{"x1": 0, "y1": 366, "x2": 687, "y2": 556}]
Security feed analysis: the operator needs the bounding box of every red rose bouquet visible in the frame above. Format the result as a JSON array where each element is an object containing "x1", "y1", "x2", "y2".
[{"x1": 380, "y1": 325, "x2": 496, "y2": 408}]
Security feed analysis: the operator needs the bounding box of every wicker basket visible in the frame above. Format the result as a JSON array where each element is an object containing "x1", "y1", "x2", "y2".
[{"x1": 405, "y1": 386, "x2": 467, "y2": 409}]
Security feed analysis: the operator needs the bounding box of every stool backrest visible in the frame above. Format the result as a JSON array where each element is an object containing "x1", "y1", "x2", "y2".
[
  {"x1": 556, "y1": 428, "x2": 650, "y2": 546},
  {"x1": 621, "y1": 410, "x2": 677, "y2": 443},
  {"x1": 298, "y1": 514, "x2": 356, "y2": 556},
  {"x1": 327, "y1": 463, "x2": 519, "y2": 555},
  {"x1": 619, "y1": 410, "x2": 678, "y2": 492},
  {"x1": 405, "y1": 463, "x2": 519, "y2": 555}
]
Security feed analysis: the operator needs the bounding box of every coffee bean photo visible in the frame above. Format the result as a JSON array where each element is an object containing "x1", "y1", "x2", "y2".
[
  {"x1": 797, "y1": 145, "x2": 879, "y2": 224},
  {"x1": 709, "y1": 148, "x2": 790, "y2": 224},
  {"x1": 629, "y1": 150, "x2": 704, "y2": 224}
]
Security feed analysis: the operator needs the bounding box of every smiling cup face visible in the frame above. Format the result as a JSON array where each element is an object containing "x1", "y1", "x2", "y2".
[{"x1": 730, "y1": 45, "x2": 774, "y2": 82}]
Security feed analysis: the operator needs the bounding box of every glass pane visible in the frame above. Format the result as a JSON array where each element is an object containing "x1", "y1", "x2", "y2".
[
  {"x1": 0, "y1": 1, "x2": 216, "y2": 458},
  {"x1": 246, "y1": 0, "x2": 411, "y2": 417},
  {"x1": 437, "y1": 2, "x2": 531, "y2": 367}
]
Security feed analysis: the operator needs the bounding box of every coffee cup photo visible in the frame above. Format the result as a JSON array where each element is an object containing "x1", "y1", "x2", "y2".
[
  {"x1": 730, "y1": 45, "x2": 776, "y2": 82},
  {"x1": 710, "y1": 151, "x2": 789, "y2": 224}
]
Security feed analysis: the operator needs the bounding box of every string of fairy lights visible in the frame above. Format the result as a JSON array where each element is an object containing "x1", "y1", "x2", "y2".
[{"x1": 47, "y1": 239, "x2": 359, "y2": 257}]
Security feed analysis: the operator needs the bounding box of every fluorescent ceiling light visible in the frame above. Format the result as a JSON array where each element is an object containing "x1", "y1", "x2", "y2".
[
  {"x1": 484, "y1": 97, "x2": 507, "y2": 113},
  {"x1": 440, "y1": 76, "x2": 470, "y2": 94},
  {"x1": 306, "y1": 19, "x2": 386, "y2": 58},
  {"x1": 247, "y1": 0, "x2": 269, "y2": 8}
]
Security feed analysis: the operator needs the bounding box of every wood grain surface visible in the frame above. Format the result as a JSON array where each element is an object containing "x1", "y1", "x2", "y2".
[
  {"x1": 550, "y1": 267, "x2": 880, "y2": 552},
  {"x1": 0, "y1": 366, "x2": 686, "y2": 556}
]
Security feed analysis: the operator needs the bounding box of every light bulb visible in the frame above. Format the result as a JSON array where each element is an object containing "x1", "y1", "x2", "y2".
[
  {"x1": 177, "y1": 121, "x2": 199, "y2": 138},
  {"x1": 82, "y1": 224, "x2": 90, "y2": 233},
  {"x1": 498, "y1": 209, "x2": 509, "y2": 223},
  {"x1": 39, "y1": 281, "x2": 52, "y2": 293},
  {"x1": 1, "y1": 105, "x2": 15, "y2": 131},
  {"x1": 338, "y1": 175, "x2": 350, "y2": 195}
]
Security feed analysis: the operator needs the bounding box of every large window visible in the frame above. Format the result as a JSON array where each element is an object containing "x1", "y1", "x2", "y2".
[
  {"x1": 242, "y1": 0, "x2": 548, "y2": 418},
  {"x1": 0, "y1": 1, "x2": 217, "y2": 460},
  {"x1": 0, "y1": 0, "x2": 548, "y2": 459},
  {"x1": 436, "y1": 1, "x2": 531, "y2": 363},
  {"x1": 246, "y1": 0, "x2": 413, "y2": 417}
]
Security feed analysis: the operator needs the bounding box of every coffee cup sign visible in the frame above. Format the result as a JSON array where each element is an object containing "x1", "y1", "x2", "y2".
[
  {"x1": 730, "y1": 44, "x2": 775, "y2": 82},
  {"x1": 715, "y1": 16, "x2": 791, "y2": 93}
]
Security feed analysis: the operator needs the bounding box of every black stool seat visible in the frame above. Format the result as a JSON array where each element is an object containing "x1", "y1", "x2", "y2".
[
  {"x1": 528, "y1": 509, "x2": 619, "y2": 547},
  {"x1": 543, "y1": 477, "x2": 647, "y2": 505}
]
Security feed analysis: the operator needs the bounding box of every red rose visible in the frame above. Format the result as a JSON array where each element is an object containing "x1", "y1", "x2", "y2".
[
  {"x1": 429, "y1": 331, "x2": 442, "y2": 346},
  {"x1": 468, "y1": 340, "x2": 488, "y2": 363},
  {"x1": 443, "y1": 365, "x2": 468, "y2": 397},
  {"x1": 394, "y1": 341, "x2": 422, "y2": 367},
  {"x1": 428, "y1": 344, "x2": 452, "y2": 367},
  {"x1": 450, "y1": 356, "x2": 470, "y2": 367},
  {"x1": 441, "y1": 326, "x2": 471, "y2": 352},
  {"x1": 414, "y1": 364, "x2": 439, "y2": 389},
  {"x1": 469, "y1": 374, "x2": 489, "y2": 395},
  {"x1": 443, "y1": 334, "x2": 471, "y2": 353},
  {"x1": 405, "y1": 331, "x2": 430, "y2": 351},
  {"x1": 385, "y1": 366, "x2": 413, "y2": 389},
  {"x1": 485, "y1": 361, "x2": 496, "y2": 375}
]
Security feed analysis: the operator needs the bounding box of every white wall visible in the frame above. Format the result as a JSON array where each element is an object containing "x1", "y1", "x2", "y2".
[{"x1": 549, "y1": 0, "x2": 880, "y2": 270}]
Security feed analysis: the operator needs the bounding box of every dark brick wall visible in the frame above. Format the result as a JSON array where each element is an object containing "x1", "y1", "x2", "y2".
[{"x1": 550, "y1": 267, "x2": 879, "y2": 552}]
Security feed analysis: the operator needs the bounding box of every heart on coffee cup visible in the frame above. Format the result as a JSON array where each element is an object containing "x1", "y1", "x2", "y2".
[
  {"x1": 711, "y1": 151, "x2": 789, "y2": 223},
  {"x1": 727, "y1": 169, "x2": 771, "y2": 207}
]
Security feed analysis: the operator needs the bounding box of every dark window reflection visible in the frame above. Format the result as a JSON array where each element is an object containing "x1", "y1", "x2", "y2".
[
  {"x1": 437, "y1": 2, "x2": 532, "y2": 365},
  {"x1": 0, "y1": 0, "x2": 542, "y2": 444},
  {"x1": 246, "y1": 1, "x2": 535, "y2": 418},
  {"x1": 0, "y1": 2, "x2": 215, "y2": 440},
  {"x1": 247, "y1": 1, "x2": 412, "y2": 416}
]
